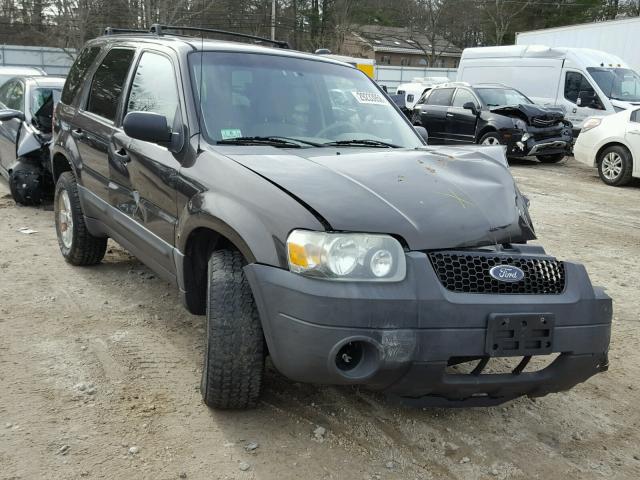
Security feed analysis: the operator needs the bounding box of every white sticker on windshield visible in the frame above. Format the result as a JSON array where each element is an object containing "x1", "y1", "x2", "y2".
[
  {"x1": 351, "y1": 91, "x2": 386, "y2": 105},
  {"x1": 221, "y1": 128, "x2": 242, "y2": 140}
]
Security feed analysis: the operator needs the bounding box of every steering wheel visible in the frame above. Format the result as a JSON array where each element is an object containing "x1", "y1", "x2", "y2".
[{"x1": 316, "y1": 121, "x2": 359, "y2": 138}]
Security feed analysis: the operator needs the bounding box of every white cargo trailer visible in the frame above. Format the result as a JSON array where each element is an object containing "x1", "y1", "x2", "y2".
[{"x1": 516, "y1": 17, "x2": 640, "y2": 73}]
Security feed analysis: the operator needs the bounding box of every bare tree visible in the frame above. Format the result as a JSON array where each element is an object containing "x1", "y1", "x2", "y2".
[{"x1": 482, "y1": 0, "x2": 532, "y2": 45}]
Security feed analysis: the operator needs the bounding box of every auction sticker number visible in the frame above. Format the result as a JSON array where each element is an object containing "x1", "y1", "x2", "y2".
[{"x1": 351, "y1": 91, "x2": 386, "y2": 105}]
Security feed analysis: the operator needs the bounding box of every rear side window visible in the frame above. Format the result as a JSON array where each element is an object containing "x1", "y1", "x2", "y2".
[
  {"x1": 127, "y1": 52, "x2": 179, "y2": 126},
  {"x1": 87, "y1": 48, "x2": 135, "y2": 121},
  {"x1": 61, "y1": 46, "x2": 100, "y2": 105},
  {"x1": 427, "y1": 88, "x2": 454, "y2": 106},
  {"x1": 564, "y1": 72, "x2": 595, "y2": 104}
]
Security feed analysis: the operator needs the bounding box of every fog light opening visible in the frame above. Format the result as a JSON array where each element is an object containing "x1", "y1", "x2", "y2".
[{"x1": 336, "y1": 342, "x2": 364, "y2": 372}]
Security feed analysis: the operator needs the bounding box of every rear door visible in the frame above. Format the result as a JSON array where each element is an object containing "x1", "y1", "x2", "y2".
[
  {"x1": 446, "y1": 88, "x2": 480, "y2": 144},
  {"x1": 0, "y1": 79, "x2": 25, "y2": 171},
  {"x1": 73, "y1": 47, "x2": 135, "y2": 203},
  {"x1": 416, "y1": 87, "x2": 454, "y2": 144},
  {"x1": 112, "y1": 49, "x2": 183, "y2": 259}
]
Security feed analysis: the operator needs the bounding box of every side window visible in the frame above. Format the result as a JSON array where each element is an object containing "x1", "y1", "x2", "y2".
[
  {"x1": 426, "y1": 88, "x2": 454, "y2": 106},
  {"x1": 127, "y1": 52, "x2": 180, "y2": 126},
  {"x1": 86, "y1": 48, "x2": 135, "y2": 122},
  {"x1": 61, "y1": 46, "x2": 101, "y2": 105},
  {"x1": 452, "y1": 89, "x2": 478, "y2": 108},
  {"x1": 632, "y1": 109, "x2": 640, "y2": 123},
  {"x1": 0, "y1": 80, "x2": 25, "y2": 111},
  {"x1": 564, "y1": 71, "x2": 595, "y2": 104}
]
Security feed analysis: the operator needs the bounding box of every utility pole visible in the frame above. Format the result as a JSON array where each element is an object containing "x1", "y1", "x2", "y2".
[{"x1": 271, "y1": 0, "x2": 276, "y2": 40}]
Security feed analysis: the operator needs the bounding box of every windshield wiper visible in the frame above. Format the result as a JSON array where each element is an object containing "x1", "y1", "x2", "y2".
[
  {"x1": 217, "y1": 136, "x2": 322, "y2": 148},
  {"x1": 322, "y1": 139, "x2": 400, "y2": 148}
]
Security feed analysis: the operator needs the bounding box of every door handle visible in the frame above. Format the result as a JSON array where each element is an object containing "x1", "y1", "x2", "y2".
[
  {"x1": 446, "y1": 113, "x2": 454, "y2": 117},
  {"x1": 71, "y1": 128, "x2": 84, "y2": 139},
  {"x1": 112, "y1": 147, "x2": 130, "y2": 164}
]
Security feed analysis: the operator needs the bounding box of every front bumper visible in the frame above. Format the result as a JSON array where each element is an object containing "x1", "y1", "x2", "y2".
[
  {"x1": 502, "y1": 127, "x2": 574, "y2": 158},
  {"x1": 245, "y1": 246, "x2": 611, "y2": 407}
]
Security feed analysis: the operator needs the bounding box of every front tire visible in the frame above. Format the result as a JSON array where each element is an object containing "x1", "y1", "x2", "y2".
[
  {"x1": 597, "y1": 145, "x2": 633, "y2": 186},
  {"x1": 54, "y1": 172, "x2": 107, "y2": 265},
  {"x1": 536, "y1": 153, "x2": 565, "y2": 164},
  {"x1": 478, "y1": 131, "x2": 502, "y2": 146},
  {"x1": 8, "y1": 160, "x2": 47, "y2": 206},
  {"x1": 201, "y1": 249, "x2": 264, "y2": 409}
]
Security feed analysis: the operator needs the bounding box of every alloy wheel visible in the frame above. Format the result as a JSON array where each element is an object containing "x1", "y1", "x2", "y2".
[
  {"x1": 58, "y1": 189, "x2": 74, "y2": 249},
  {"x1": 601, "y1": 152, "x2": 623, "y2": 180}
]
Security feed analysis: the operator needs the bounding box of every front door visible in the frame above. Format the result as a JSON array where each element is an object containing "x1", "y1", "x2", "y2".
[
  {"x1": 561, "y1": 70, "x2": 606, "y2": 129},
  {"x1": 74, "y1": 47, "x2": 136, "y2": 203},
  {"x1": 0, "y1": 79, "x2": 25, "y2": 172},
  {"x1": 625, "y1": 109, "x2": 640, "y2": 177},
  {"x1": 111, "y1": 50, "x2": 183, "y2": 277},
  {"x1": 446, "y1": 88, "x2": 479, "y2": 144}
]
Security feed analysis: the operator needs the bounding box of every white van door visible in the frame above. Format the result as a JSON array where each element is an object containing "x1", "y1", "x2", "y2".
[
  {"x1": 624, "y1": 109, "x2": 640, "y2": 177},
  {"x1": 560, "y1": 69, "x2": 607, "y2": 130}
]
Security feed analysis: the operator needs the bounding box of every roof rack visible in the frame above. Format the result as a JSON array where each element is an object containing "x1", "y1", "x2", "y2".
[
  {"x1": 149, "y1": 24, "x2": 290, "y2": 49},
  {"x1": 104, "y1": 27, "x2": 150, "y2": 35}
]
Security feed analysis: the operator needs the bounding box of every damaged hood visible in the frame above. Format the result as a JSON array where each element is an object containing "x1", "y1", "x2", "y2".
[
  {"x1": 490, "y1": 103, "x2": 565, "y2": 126},
  {"x1": 225, "y1": 145, "x2": 536, "y2": 250}
]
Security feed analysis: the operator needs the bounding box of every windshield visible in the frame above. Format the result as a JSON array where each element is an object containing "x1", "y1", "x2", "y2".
[
  {"x1": 31, "y1": 87, "x2": 61, "y2": 114},
  {"x1": 189, "y1": 52, "x2": 423, "y2": 148},
  {"x1": 587, "y1": 67, "x2": 640, "y2": 102},
  {"x1": 476, "y1": 88, "x2": 533, "y2": 107}
]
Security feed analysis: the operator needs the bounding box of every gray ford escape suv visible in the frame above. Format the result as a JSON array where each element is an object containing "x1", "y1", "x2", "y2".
[{"x1": 51, "y1": 25, "x2": 612, "y2": 409}]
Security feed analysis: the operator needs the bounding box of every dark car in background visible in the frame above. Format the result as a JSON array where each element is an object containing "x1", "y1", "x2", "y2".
[
  {"x1": 0, "y1": 75, "x2": 64, "y2": 204},
  {"x1": 412, "y1": 83, "x2": 574, "y2": 163}
]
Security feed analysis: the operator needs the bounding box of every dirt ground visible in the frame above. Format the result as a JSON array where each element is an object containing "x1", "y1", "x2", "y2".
[{"x1": 0, "y1": 157, "x2": 639, "y2": 480}]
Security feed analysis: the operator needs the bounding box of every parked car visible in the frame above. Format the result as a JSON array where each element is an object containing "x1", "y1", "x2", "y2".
[
  {"x1": 574, "y1": 108, "x2": 640, "y2": 186},
  {"x1": 412, "y1": 82, "x2": 573, "y2": 163},
  {"x1": 0, "y1": 75, "x2": 64, "y2": 204},
  {"x1": 457, "y1": 45, "x2": 640, "y2": 132},
  {"x1": 396, "y1": 76, "x2": 450, "y2": 110},
  {"x1": 0, "y1": 66, "x2": 47, "y2": 88},
  {"x1": 51, "y1": 26, "x2": 611, "y2": 409}
]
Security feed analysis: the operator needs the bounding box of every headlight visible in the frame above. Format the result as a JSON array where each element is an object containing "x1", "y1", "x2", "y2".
[
  {"x1": 581, "y1": 117, "x2": 602, "y2": 133},
  {"x1": 512, "y1": 118, "x2": 528, "y2": 130},
  {"x1": 287, "y1": 230, "x2": 406, "y2": 282}
]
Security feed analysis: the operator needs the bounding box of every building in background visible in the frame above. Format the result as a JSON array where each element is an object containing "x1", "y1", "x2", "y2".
[{"x1": 342, "y1": 25, "x2": 462, "y2": 68}]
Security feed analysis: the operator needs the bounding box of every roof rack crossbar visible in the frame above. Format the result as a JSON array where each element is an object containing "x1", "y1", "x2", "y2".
[
  {"x1": 104, "y1": 27, "x2": 150, "y2": 35},
  {"x1": 149, "y1": 24, "x2": 289, "y2": 49}
]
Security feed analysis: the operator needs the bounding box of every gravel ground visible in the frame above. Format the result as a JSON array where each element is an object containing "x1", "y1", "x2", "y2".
[{"x1": 0, "y1": 157, "x2": 639, "y2": 480}]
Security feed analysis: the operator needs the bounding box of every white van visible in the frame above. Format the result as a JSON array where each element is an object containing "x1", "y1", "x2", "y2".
[
  {"x1": 456, "y1": 45, "x2": 640, "y2": 131},
  {"x1": 396, "y1": 77, "x2": 450, "y2": 110}
]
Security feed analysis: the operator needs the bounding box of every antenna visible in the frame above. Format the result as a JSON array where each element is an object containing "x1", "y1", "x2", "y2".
[{"x1": 198, "y1": 0, "x2": 205, "y2": 153}]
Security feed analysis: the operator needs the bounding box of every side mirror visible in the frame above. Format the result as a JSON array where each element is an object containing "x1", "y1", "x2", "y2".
[
  {"x1": 0, "y1": 109, "x2": 25, "y2": 122},
  {"x1": 123, "y1": 111, "x2": 172, "y2": 145},
  {"x1": 415, "y1": 125, "x2": 428, "y2": 143},
  {"x1": 463, "y1": 102, "x2": 478, "y2": 115},
  {"x1": 577, "y1": 90, "x2": 601, "y2": 109}
]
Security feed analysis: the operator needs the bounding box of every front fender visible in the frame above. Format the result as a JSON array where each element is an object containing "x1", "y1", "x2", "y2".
[{"x1": 177, "y1": 191, "x2": 287, "y2": 267}]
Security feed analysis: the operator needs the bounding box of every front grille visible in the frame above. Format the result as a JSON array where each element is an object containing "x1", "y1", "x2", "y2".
[
  {"x1": 531, "y1": 117, "x2": 560, "y2": 128},
  {"x1": 428, "y1": 251, "x2": 566, "y2": 294}
]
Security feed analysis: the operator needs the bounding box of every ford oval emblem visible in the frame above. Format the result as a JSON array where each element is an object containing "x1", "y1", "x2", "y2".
[{"x1": 489, "y1": 265, "x2": 525, "y2": 283}]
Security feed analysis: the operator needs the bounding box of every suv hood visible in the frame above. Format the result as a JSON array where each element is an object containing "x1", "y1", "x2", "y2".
[
  {"x1": 490, "y1": 104, "x2": 565, "y2": 127},
  {"x1": 225, "y1": 146, "x2": 535, "y2": 251}
]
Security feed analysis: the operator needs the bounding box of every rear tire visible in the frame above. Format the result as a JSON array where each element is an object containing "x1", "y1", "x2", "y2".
[
  {"x1": 597, "y1": 145, "x2": 633, "y2": 186},
  {"x1": 201, "y1": 249, "x2": 264, "y2": 409},
  {"x1": 536, "y1": 153, "x2": 565, "y2": 163},
  {"x1": 54, "y1": 171, "x2": 107, "y2": 265}
]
